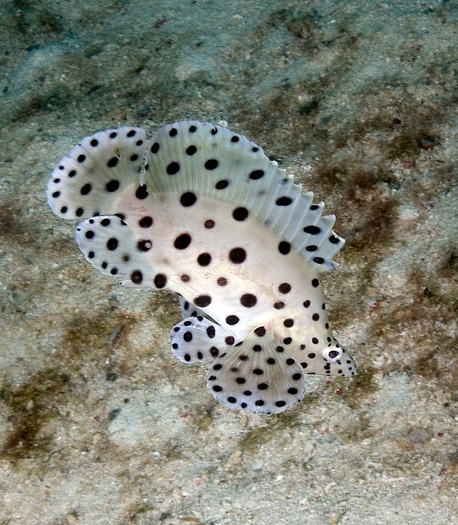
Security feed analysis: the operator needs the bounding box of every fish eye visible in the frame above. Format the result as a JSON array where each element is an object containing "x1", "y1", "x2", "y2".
[{"x1": 324, "y1": 348, "x2": 342, "y2": 362}]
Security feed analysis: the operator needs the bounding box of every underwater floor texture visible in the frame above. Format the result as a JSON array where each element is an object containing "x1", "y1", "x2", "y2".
[{"x1": 0, "y1": 0, "x2": 457, "y2": 523}]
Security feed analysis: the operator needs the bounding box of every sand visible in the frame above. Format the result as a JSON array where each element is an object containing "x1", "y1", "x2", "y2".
[{"x1": 0, "y1": 0, "x2": 457, "y2": 523}]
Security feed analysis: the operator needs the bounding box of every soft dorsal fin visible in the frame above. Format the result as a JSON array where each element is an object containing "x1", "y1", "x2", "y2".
[{"x1": 144, "y1": 121, "x2": 344, "y2": 271}]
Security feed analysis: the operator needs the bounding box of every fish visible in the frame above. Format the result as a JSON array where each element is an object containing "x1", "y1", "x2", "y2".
[{"x1": 47, "y1": 120, "x2": 358, "y2": 415}]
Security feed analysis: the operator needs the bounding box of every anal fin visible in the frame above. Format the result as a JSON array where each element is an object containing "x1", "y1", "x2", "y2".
[{"x1": 206, "y1": 328, "x2": 306, "y2": 415}]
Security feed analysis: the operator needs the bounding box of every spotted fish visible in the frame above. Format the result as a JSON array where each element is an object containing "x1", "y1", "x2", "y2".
[{"x1": 47, "y1": 121, "x2": 358, "y2": 415}]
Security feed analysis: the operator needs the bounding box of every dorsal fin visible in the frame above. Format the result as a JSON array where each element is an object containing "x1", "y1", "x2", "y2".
[
  {"x1": 47, "y1": 122, "x2": 345, "y2": 271},
  {"x1": 143, "y1": 121, "x2": 344, "y2": 271},
  {"x1": 47, "y1": 127, "x2": 146, "y2": 220}
]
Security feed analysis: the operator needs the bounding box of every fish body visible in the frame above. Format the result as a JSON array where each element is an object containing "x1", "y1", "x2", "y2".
[{"x1": 47, "y1": 121, "x2": 358, "y2": 414}]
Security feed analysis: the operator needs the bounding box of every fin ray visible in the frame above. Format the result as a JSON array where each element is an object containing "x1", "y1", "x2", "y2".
[
  {"x1": 144, "y1": 121, "x2": 344, "y2": 271},
  {"x1": 75, "y1": 215, "x2": 159, "y2": 288},
  {"x1": 206, "y1": 328, "x2": 306, "y2": 414},
  {"x1": 171, "y1": 316, "x2": 233, "y2": 364},
  {"x1": 47, "y1": 127, "x2": 146, "y2": 219}
]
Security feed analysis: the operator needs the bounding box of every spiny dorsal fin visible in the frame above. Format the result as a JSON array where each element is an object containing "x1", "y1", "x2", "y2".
[
  {"x1": 47, "y1": 127, "x2": 146, "y2": 220},
  {"x1": 48, "y1": 122, "x2": 345, "y2": 272}
]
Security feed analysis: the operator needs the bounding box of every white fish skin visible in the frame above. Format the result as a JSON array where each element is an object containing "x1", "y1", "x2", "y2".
[{"x1": 47, "y1": 121, "x2": 358, "y2": 414}]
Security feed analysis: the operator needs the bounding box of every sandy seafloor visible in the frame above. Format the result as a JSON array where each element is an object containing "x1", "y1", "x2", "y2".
[{"x1": 1, "y1": 0, "x2": 458, "y2": 523}]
